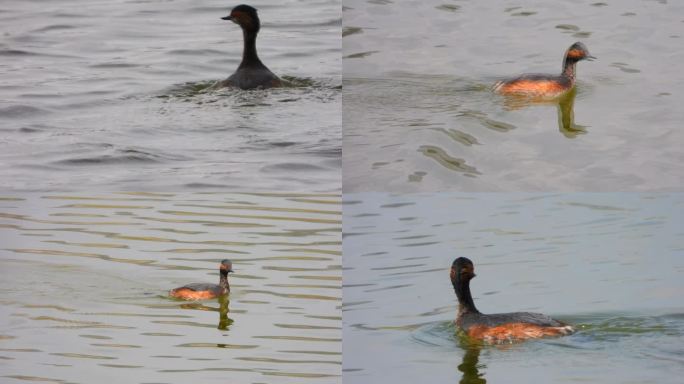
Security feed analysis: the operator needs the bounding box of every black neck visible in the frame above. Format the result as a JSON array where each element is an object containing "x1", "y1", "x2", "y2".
[
  {"x1": 453, "y1": 276, "x2": 479, "y2": 314},
  {"x1": 219, "y1": 272, "x2": 230, "y2": 292},
  {"x1": 239, "y1": 29, "x2": 263, "y2": 69},
  {"x1": 562, "y1": 57, "x2": 578, "y2": 80}
]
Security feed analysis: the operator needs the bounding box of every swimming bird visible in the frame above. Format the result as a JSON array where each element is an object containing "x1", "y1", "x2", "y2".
[
  {"x1": 218, "y1": 4, "x2": 282, "y2": 89},
  {"x1": 451, "y1": 257, "x2": 575, "y2": 343},
  {"x1": 493, "y1": 42, "x2": 595, "y2": 98},
  {"x1": 169, "y1": 259, "x2": 233, "y2": 300}
]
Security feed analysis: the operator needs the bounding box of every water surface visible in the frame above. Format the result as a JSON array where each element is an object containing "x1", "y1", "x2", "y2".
[
  {"x1": 343, "y1": 193, "x2": 684, "y2": 383},
  {"x1": 0, "y1": 0, "x2": 341, "y2": 192},
  {"x1": 343, "y1": 0, "x2": 684, "y2": 191},
  {"x1": 0, "y1": 192, "x2": 341, "y2": 383}
]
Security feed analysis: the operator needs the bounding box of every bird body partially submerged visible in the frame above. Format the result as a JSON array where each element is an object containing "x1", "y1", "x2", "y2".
[
  {"x1": 494, "y1": 42, "x2": 595, "y2": 99},
  {"x1": 218, "y1": 4, "x2": 281, "y2": 89},
  {"x1": 450, "y1": 257, "x2": 575, "y2": 343},
  {"x1": 169, "y1": 259, "x2": 233, "y2": 300}
]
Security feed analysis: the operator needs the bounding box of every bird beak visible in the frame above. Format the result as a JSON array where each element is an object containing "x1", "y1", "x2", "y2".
[
  {"x1": 221, "y1": 15, "x2": 233, "y2": 21},
  {"x1": 586, "y1": 55, "x2": 596, "y2": 61},
  {"x1": 228, "y1": 269, "x2": 234, "y2": 273}
]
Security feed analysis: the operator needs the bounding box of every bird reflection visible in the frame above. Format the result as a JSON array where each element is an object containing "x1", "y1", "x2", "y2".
[
  {"x1": 217, "y1": 295, "x2": 233, "y2": 330},
  {"x1": 555, "y1": 88, "x2": 587, "y2": 138},
  {"x1": 178, "y1": 295, "x2": 233, "y2": 330},
  {"x1": 458, "y1": 339, "x2": 486, "y2": 384},
  {"x1": 502, "y1": 87, "x2": 587, "y2": 138}
]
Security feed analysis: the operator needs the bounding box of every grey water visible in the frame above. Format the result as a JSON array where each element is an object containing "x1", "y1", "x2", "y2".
[
  {"x1": 343, "y1": 193, "x2": 684, "y2": 383},
  {"x1": 0, "y1": 193, "x2": 341, "y2": 383},
  {"x1": 0, "y1": 0, "x2": 341, "y2": 192},
  {"x1": 343, "y1": 0, "x2": 684, "y2": 192}
]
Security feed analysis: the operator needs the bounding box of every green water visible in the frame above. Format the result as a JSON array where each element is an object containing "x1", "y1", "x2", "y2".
[
  {"x1": 0, "y1": 193, "x2": 341, "y2": 383},
  {"x1": 343, "y1": 193, "x2": 684, "y2": 383},
  {"x1": 343, "y1": 0, "x2": 684, "y2": 192}
]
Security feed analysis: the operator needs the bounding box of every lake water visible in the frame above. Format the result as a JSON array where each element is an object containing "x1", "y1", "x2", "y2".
[
  {"x1": 0, "y1": 193, "x2": 341, "y2": 383},
  {"x1": 343, "y1": 193, "x2": 684, "y2": 383},
  {"x1": 343, "y1": 0, "x2": 684, "y2": 192},
  {"x1": 0, "y1": 0, "x2": 341, "y2": 192}
]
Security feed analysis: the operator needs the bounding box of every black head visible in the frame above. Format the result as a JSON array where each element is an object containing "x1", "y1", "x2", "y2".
[
  {"x1": 450, "y1": 257, "x2": 476, "y2": 284},
  {"x1": 565, "y1": 42, "x2": 595, "y2": 61},
  {"x1": 221, "y1": 4, "x2": 260, "y2": 32},
  {"x1": 220, "y1": 259, "x2": 234, "y2": 274}
]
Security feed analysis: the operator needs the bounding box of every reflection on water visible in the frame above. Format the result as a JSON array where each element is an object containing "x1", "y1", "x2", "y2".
[
  {"x1": 217, "y1": 297, "x2": 233, "y2": 331},
  {"x1": 556, "y1": 88, "x2": 586, "y2": 138},
  {"x1": 176, "y1": 297, "x2": 233, "y2": 331},
  {"x1": 414, "y1": 312, "x2": 684, "y2": 384},
  {"x1": 501, "y1": 87, "x2": 587, "y2": 139},
  {"x1": 458, "y1": 341, "x2": 486, "y2": 384},
  {"x1": 343, "y1": 75, "x2": 604, "y2": 192},
  {"x1": 343, "y1": 193, "x2": 684, "y2": 384},
  {"x1": 343, "y1": 0, "x2": 684, "y2": 192},
  {"x1": 0, "y1": 192, "x2": 341, "y2": 383}
]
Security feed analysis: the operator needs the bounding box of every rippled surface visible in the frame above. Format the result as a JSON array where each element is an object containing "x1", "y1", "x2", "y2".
[
  {"x1": 343, "y1": 193, "x2": 684, "y2": 383},
  {"x1": 343, "y1": 0, "x2": 684, "y2": 191},
  {"x1": 0, "y1": 0, "x2": 341, "y2": 192},
  {"x1": 0, "y1": 193, "x2": 341, "y2": 383}
]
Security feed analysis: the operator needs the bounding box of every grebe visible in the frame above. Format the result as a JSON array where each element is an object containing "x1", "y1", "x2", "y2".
[
  {"x1": 451, "y1": 257, "x2": 574, "y2": 343},
  {"x1": 493, "y1": 42, "x2": 595, "y2": 98},
  {"x1": 218, "y1": 4, "x2": 281, "y2": 89},
  {"x1": 169, "y1": 259, "x2": 233, "y2": 300}
]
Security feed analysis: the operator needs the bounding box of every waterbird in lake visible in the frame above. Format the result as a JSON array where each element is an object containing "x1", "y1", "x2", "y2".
[
  {"x1": 169, "y1": 259, "x2": 233, "y2": 300},
  {"x1": 451, "y1": 257, "x2": 575, "y2": 343},
  {"x1": 218, "y1": 4, "x2": 282, "y2": 89},
  {"x1": 493, "y1": 42, "x2": 595, "y2": 98}
]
